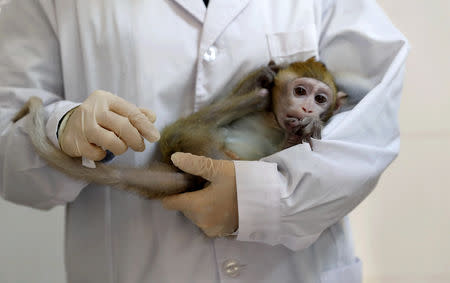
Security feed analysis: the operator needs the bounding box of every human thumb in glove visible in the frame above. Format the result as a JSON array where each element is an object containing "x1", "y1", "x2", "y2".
[{"x1": 162, "y1": 152, "x2": 239, "y2": 237}]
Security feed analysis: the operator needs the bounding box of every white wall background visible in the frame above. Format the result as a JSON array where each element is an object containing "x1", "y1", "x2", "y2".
[
  {"x1": 349, "y1": 0, "x2": 450, "y2": 282},
  {"x1": 0, "y1": 1, "x2": 449, "y2": 282}
]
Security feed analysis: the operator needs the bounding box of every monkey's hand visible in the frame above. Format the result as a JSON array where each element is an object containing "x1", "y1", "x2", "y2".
[
  {"x1": 268, "y1": 60, "x2": 281, "y2": 73},
  {"x1": 230, "y1": 64, "x2": 277, "y2": 98},
  {"x1": 59, "y1": 90, "x2": 160, "y2": 161},
  {"x1": 256, "y1": 66, "x2": 277, "y2": 90},
  {"x1": 284, "y1": 117, "x2": 324, "y2": 149},
  {"x1": 161, "y1": 152, "x2": 238, "y2": 237},
  {"x1": 298, "y1": 117, "x2": 324, "y2": 149}
]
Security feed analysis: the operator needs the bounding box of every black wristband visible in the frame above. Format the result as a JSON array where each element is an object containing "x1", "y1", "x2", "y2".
[
  {"x1": 100, "y1": 150, "x2": 115, "y2": 163},
  {"x1": 56, "y1": 111, "x2": 70, "y2": 140}
]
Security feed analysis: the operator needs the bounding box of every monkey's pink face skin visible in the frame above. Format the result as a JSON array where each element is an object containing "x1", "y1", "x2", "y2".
[{"x1": 274, "y1": 77, "x2": 332, "y2": 134}]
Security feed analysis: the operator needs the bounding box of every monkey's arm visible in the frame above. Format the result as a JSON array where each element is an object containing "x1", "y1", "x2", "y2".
[
  {"x1": 159, "y1": 89, "x2": 272, "y2": 161},
  {"x1": 232, "y1": 0, "x2": 409, "y2": 251},
  {"x1": 192, "y1": 88, "x2": 270, "y2": 127},
  {"x1": 228, "y1": 65, "x2": 277, "y2": 97},
  {"x1": 166, "y1": 65, "x2": 275, "y2": 139}
]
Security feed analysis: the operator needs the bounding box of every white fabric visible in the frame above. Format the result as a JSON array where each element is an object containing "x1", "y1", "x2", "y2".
[
  {"x1": 0, "y1": 0, "x2": 408, "y2": 282},
  {"x1": 46, "y1": 101, "x2": 80, "y2": 149}
]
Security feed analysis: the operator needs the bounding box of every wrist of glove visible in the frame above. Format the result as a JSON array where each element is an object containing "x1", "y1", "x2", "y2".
[
  {"x1": 162, "y1": 152, "x2": 239, "y2": 237},
  {"x1": 57, "y1": 106, "x2": 77, "y2": 146},
  {"x1": 58, "y1": 90, "x2": 160, "y2": 161}
]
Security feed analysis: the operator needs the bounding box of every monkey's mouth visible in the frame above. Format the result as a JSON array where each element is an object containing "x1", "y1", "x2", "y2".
[{"x1": 284, "y1": 116, "x2": 304, "y2": 134}]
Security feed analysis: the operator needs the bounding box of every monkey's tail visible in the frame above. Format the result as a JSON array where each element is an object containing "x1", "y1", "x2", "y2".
[{"x1": 17, "y1": 96, "x2": 196, "y2": 198}]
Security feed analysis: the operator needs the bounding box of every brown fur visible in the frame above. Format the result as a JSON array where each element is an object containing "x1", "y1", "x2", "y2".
[{"x1": 12, "y1": 58, "x2": 344, "y2": 199}]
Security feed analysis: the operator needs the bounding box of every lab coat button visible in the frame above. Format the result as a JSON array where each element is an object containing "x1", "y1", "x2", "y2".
[
  {"x1": 222, "y1": 259, "x2": 243, "y2": 277},
  {"x1": 249, "y1": 231, "x2": 265, "y2": 240},
  {"x1": 203, "y1": 46, "x2": 218, "y2": 62}
]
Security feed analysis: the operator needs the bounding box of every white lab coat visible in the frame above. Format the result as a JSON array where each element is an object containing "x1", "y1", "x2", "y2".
[{"x1": 0, "y1": 0, "x2": 408, "y2": 282}]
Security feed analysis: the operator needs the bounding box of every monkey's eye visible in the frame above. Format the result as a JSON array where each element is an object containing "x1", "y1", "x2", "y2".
[
  {"x1": 315, "y1": 94, "x2": 328, "y2": 104},
  {"x1": 294, "y1": 86, "x2": 307, "y2": 96}
]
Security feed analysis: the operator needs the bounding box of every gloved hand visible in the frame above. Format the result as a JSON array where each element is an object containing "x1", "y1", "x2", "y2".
[
  {"x1": 162, "y1": 152, "x2": 239, "y2": 237},
  {"x1": 59, "y1": 90, "x2": 160, "y2": 161}
]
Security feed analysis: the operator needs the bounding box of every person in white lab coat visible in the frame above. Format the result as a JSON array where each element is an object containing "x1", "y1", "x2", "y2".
[{"x1": 0, "y1": 0, "x2": 409, "y2": 282}]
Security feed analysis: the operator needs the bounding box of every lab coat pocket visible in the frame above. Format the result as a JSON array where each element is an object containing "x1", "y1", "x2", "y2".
[
  {"x1": 266, "y1": 24, "x2": 318, "y2": 64},
  {"x1": 320, "y1": 258, "x2": 362, "y2": 283}
]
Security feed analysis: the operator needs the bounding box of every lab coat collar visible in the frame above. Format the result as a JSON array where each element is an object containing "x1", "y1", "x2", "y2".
[
  {"x1": 202, "y1": 0, "x2": 251, "y2": 49},
  {"x1": 172, "y1": 0, "x2": 251, "y2": 53},
  {"x1": 171, "y1": 0, "x2": 206, "y2": 23}
]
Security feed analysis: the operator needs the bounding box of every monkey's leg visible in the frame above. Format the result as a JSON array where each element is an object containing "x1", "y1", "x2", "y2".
[
  {"x1": 118, "y1": 163, "x2": 203, "y2": 198},
  {"x1": 17, "y1": 96, "x2": 200, "y2": 199}
]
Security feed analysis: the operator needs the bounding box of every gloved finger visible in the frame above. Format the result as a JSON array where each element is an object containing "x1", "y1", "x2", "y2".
[
  {"x1": 171, "y1": 152, "x2": 221, "y2": 182},
  {"x1": 109, "y1": 97, "x2": 160, "y2": 142},
  {"x1": 97, "y1": 111, "x2": 145, "y2": 152},
  {"x1": 139, "y1": 107, "x2": 157, "y2": 123},
  {"x1": 161, "y1": 192, "x2": 195, "y2": 211},
  {"x1": 128, "y1": 110, "x2": 160, "y2": 143},
  {"x1": 202, "y1": 226, "x2": 225, "y2": 238},
  {"x1": 85, "y1": 125, "x2": 128, "y2": 156},
  {"x1": 79, "y1": 142, "x2": 108, "y2": 161},
  {"x1": 61, "y1": 137, "x2": 106, "y2": 161},
  {"x1": 161, "y1": 188, "x2": 208, "y2": 212}
]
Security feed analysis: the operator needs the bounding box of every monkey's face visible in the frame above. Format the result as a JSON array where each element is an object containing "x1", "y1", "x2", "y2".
[{"x1": 273, "y1": 77, "x2": 333, "y2": 135}]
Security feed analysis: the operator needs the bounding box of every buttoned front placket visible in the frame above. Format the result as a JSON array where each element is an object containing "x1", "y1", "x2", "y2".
[
  {"x1": 214, "y1": 238, "x2": 251, "y2": 281},
  {"x1": 194, "y1": 1, "x2": 253, "y2": 281},
  {"x1": 193, "y1": 0, "x2": 250, "y2": 111},
  {"x1": 167, "y1": 1, "x2": 254, "y2": 281}
]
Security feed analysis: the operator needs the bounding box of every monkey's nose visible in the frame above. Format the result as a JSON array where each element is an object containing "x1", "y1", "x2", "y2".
[{"x1": 302, "y1": 107, "x2": 313, "y2": 113}]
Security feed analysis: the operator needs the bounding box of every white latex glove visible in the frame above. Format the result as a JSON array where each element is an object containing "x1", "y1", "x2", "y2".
[
  {"x1": 162, "y1": 152, "x2": 239, "y2": 237},
  {"x1": 59, "y1": 90, "x2": 160, "y2": 161}
]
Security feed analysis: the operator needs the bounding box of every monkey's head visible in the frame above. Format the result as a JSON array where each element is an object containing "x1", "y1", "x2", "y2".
[{"x1": 272, "y1": 57, "x2": 347, "y2": 136}]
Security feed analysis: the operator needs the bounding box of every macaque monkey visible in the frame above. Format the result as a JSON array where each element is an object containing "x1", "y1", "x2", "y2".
[{"x1": 12, "y1": 57, "x2": 347, "y2": 198}]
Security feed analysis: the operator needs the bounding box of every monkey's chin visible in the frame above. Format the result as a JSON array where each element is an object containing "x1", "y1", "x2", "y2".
[
  {"x1": 283, "y1": 117, "x2": 301, "y2": 133},
  {"x1": 283, "y1": 122, "x2": 302, "y2": 135},
  {"x1": 284, "y1": 116, "x2": 313, "y2": 136}
]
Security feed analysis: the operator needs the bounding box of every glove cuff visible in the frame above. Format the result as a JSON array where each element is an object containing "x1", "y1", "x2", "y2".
[
  {"x1": 57, "y1": 106, "x2": 77, "y2": 147},
  {"x1": 45, "y1": 101, "x2": 81, "y2": 149}
]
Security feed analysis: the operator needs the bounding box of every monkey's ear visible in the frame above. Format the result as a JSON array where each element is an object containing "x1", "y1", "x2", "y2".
[{"x1": 334, "y1": 91, "x2": 348, "y2": 112}]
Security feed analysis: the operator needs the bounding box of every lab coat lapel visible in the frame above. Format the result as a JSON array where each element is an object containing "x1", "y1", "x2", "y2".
[
  {"x1": 201, "y1": 0, "x2": 251, "y2": 51},
  {"x1": 171, "y1": 0, "x2": 206, "y2": 23}
]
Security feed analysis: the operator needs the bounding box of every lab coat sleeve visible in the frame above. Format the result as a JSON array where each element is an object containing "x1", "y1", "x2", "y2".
[
  {"x1": 234, "y1": 0, "x2": 409, "y2": 251},
  {"x1": 0, "y1": 0, "x2": 87, "y2": 210}
]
